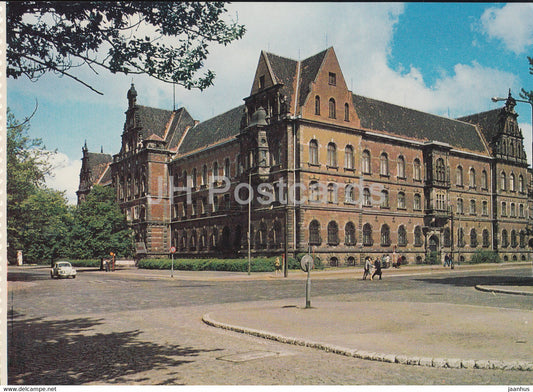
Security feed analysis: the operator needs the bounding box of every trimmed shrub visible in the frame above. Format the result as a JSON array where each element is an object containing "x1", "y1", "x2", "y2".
[
  {"x1": 138, "y1": 257, "x2": 283, "y2": 272},
  {"x1": 67, "y1": 259, "x2": 101, "y2": 267},
  {"x1": 424, "y1": 251, "x2": 440, "y2": 265},
  {"x1": 469, "y1": 250, "x2": 501, "y2": 264}
]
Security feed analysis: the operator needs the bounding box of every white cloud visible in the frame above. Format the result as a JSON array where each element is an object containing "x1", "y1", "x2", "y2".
[
  {"x1": 480, "y1": 3, "x2": 533, "y2": 54},
  {"x1": 44, "y1": 151, "x2": 82, "y2": 205}
]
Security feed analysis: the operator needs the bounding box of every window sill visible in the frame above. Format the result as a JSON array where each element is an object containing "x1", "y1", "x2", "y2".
[
  {"x1": 308, "y1": 163, "x2": 321, "y2": 168},
  {"x1": 397, "y1": 176, "x2": 407, "y2": 181},
  {"x1": 380, "y1": 174, "x2": 390, "y2": 178},
  {"x1": 327, "y1": 165, "x2": 339, "y2": 170},
  {"x1": 344, "y1": 168, "x2": 355, "y2": 172}
]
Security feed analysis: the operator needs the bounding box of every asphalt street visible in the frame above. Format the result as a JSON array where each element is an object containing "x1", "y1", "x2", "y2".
[{"x1": 6, "y1": 263, "x2": 533, "y2": 385}]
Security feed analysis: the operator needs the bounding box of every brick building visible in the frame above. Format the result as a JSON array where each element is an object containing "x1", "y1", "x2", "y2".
[
  {"x1": 76, "y1": 141, "x2": 112, "y2": 204},
  {"x1": 80, "y1": 47, "x2": 531, "y2": 265}
]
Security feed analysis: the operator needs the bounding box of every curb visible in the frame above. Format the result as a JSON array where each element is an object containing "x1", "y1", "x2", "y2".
[
  {"x1": 475, "y1": 285, "x2": 533, "y2": 296},
  {"x1": 202, "y1": 313, "x2": 533, "y2": 371}
]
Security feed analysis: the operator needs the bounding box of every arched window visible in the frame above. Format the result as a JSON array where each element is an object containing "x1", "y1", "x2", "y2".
[
  {"x1": 470, "y1": 200, "x2": 476, "y2": 215},
  {"x1": 327, "y1": 221, "x2": 339, "y2": 245},
  {"x1": 192, "y1": 168, "x2": 197, "y2": 188},
  {"x1": 458, "y1": 228, "x2": 465, "y2": 247},
  {"x1": 327, "y1": 183, "x2": 338, "y2": 203},
  {"x1": 519, "y1": 174, "x2": 525, "y2": 192},
  {"x1": 327, "y1": 142, "x2": 337, "y2": 167},
  {"x1": 329, "y1": 98, "x2": 336, "y2": 119},
  {"x1": 482, "y1": 229, "x2": 490, "y2": 248},
  {"x1": 414, "y1": 226, "x2": 423, "y2": 247},
  {"x1": 344, "y1": 145, "x2": 354, "y2": 169},
  {"x1": 345, "y1": 184, "x2": 355, "y2": 203},
  {"x1": 510, "y1": 203, "x2": 516, "y2": 217},
  {"x1": 344, "y1": 103, "x2": 349, "y2": 121},
  {"x1": 381, "y1": 224, "x2": 391, "y2": 246},
  {"x1": 456, "y1": 166, "x2": 463, "y2": 186},
  {"x1": 413, "y1": 158, "x2": 421, "y2": 181},
  {"x1": 309, "y1": 181, "x2": 320, "y2": 202},
  {"x1": 309, "y1": 220, "x2": 321, "y2": 245},
  {"x1": 501, "y1": 201, "x2": 507, "y2": 216},
  {"x1": 224, "y1": 158, "x2": 231, "y2": 178},
  {"x1": 211, "y1": 228, "x2": 218, "y2": 249},
  {"x1": 212, "y1": 162, "x2": 219, "y2": 182},
  {"x1": 481, "y1": 170, "x2": 488, "y2": 189},
  {"x1": 501, "y1": 229, "x2": 509, "y2": 248},
  {"x1": 180, "y1": 232, "x2": 187, "y2": 250},
  {"x1": 363, "y1": 188, "x2": 371, "y2": 206},
  {"x1": 510, "y1": 173, "x2": 515, "y2": 191},
  {"x1": 309, "y1": 140, "x2": 319, "y2": 165},
  {"x1": 500, "y1": 171, "x2": 506, "y2": 191},
  {"x1": 398, "y1": 225, "x2": 407, "y2": 246},
  {"x1": 470, "y1": 228, "x2": 478, "y2": 248},
  {"x1": 520, "y1": 230, "x2": 527, "y2": 248},
  {"x1": 190, "y1": 231, "x2": 197, "y2": 250},
  {"x1": 469, "y1": 168, "x2": 476, "y2": 188},
  {"x1": 362, "y1": 150, "x2": 371, "y2": 173},
  {"x1": 397, "y1": 192, "x2": 406, "y2": 209},
  {"x1": 482, "y1": 200, "x2": 488, "y2": 216},
  {"x1": 457, "y1": 198, "x2": 464, "y2": 214},
  {"x1": 345, "y1": 222, "x2": 356, "y2": 246},
  {"x1": 380, "y1": 153, "x2": 389, "y2": 176},
  {"x1": 520, "y1": 203, "x2": 525, "y2": 217},
  {"x1": 202, "y1": 164, "x2": 208, "y2": 186},
  {"x1": 511, "y1": 230, "x2": 518, "y2": 248},
  {"x1": 363, "y1": 223, "x2": 373, "y2": 246},
  {"x1": 380, "y1": 190, "x2": 389, "y2": 208},
  {"x1": 443, "y1": 228, "x2": 451, "y2": 247},
  {"x1": 314, "y1": 96, "x2": 320, "y2": 115},
  {"x1": 436, "y1": 158, "x2": 446, "y2": 182},
  {"x1": 414, "y1": 193, "x2": 421, "y2": 210},
  {"x1": 397, "y1": 155, "x2": 406, "y2": 178}
]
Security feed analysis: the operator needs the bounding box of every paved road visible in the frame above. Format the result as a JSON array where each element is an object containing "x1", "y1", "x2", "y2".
[{"x1": 7, "y1": 264, "x2": 533, "y2": 385}]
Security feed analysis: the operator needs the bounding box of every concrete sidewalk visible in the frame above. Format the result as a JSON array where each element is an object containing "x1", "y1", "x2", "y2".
[{"x1": 203, "y1": 298, "x2": 533, "y2": 371}]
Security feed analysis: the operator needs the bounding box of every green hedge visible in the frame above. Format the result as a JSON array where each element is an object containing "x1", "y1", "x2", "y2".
[
  {"x1": 138, "y1": 257, "x2": 279, "y2": 272},
  {"x1": 469, "y1": 250, "x2": 501, "y2": 264},
  {"x1": 68, "y1": 259, "x2": 101, "y2": 267}
]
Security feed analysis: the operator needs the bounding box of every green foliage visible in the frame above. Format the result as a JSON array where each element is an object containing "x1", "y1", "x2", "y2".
[
  {"x1": 7, "y1": 2, "x2": 245, "y2": 94},
  {"x1": 520, "y1": 56, "x2": 533, "y2": 104},
  {"x1": 139, "y1": 257, "x2": 288, "y2": 272},
  {"x1": 6, "y1": 109, "x2": 67, "y2": 264},
  {"x1": 424, "y1": 251, "x2": 440, "y2": 265},
  {"x1": 68, "y1": 259, "x2": 101, "y2": 268},
  {"x1": 469, "y1": 250, "x2": 501, "y2": 264},
  {"x1": 69, "y1": 185, "x2": 134, "y2": 259}
]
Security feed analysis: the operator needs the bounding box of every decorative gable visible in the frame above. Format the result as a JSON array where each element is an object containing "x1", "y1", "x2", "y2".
[
  {"x1": 250, "y1": 51, "x2": 277, "y2": 96},
  {"x1": 298, "y1": 48, "x2": 360, "y2": 127}
]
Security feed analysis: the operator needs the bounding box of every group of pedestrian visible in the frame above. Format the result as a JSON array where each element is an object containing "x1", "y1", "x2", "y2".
[
  {"x1": 362, "y1": 255, "x2": 382, "y2": 280},
  {"x1": 443, "y1": 253, "x2": 454, "y2": 269}
]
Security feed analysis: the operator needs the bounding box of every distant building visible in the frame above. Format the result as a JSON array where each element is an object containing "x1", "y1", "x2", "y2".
[
  {"x1": 76, "y1": 142, "x2": 112, "y2": 204},
  {"x1": 79, "y1": 47, "x2": 532, "y2": 264}
]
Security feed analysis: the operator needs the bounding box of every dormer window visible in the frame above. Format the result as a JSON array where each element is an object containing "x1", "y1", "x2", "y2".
[
  {"x1": 329, "y1": 72, "x2": 336, "y2": 86},
  {"x1": 259, "y1": 75, "x2": 265, "y2": 89}
]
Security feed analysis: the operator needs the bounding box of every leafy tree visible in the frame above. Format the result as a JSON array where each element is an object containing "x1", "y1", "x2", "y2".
[
  {"x1": 520, "y1": 56, "x2": 533, "y2": 104},
  {"x1": 18, "y1": 188, "x2": 73, "y2": 265},
  {"x1": 6, "y1": 108, "x2": 58, "y2": 263},
  {"x1": 69, "y1": 185, "x2": 134, "y2": 259},
  {"x1": 7, "y1": 2, "x2": 245, "y2": 94}
]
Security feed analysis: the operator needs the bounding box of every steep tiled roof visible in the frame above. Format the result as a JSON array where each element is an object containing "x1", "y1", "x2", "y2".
[
  {"x1": 98, "y1": 163, "x2": 112, "y2": 186},
  {"x1": 352, "y1": 94, "x2": 488, "y2": 153},
  {"x1": 298, "y1": 49, "x2": 328, "y2": 108},
  {"x1": 134, "y1": 105, "x2": 195, "y2": 151},
  {"x1": 136, "y1": 105, "x2": 173, "y2": 140},
  {"x1": 265, "y1": 52, "x2": 298, "y2": 110},
  {"x1": 178, "y1": 105, "x2": 245, "y2": 155},
  {"x1": 457, "y1": 109, "x2": 501, "y2": 146}
]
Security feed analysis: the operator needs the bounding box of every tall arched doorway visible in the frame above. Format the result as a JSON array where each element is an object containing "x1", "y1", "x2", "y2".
[{"x1": 429, "y1": 235, "x2": 439, "y2": 253}]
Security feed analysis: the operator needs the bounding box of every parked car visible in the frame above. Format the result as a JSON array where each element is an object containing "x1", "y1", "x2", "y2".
[{"x1": 50, "y1": 261, "x2": 77, "y2": 279}]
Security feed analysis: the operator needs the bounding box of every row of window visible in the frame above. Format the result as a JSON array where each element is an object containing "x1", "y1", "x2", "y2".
[
  {"x1": 314, "y1": 96, "x2": 350, "y2": 121},
  {"x1": 309, "y1": 220, "x2": 528, "y2": 249},
  {"x1": 308, "y1": 143, "x2": 527, "y2": 193}
]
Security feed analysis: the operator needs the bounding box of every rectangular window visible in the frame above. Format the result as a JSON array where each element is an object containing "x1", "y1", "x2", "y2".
[
  {"x1": 259, "y1": 75, "x2": 265, "y2": 89},
  {"x1": 329, "y1": 72, "x2": 336, "y2": 86}
]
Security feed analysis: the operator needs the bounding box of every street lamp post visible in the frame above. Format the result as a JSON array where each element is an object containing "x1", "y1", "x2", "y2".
[{"x1": 492, "y1": 91, "x2": 533, "y2": 276}]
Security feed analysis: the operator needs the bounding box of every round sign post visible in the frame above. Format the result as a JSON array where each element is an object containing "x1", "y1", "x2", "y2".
[
  {"x1": 170, "y1": 246, "x2": 177, "y2": 278},
  {"x1": 301, "y1": 255, "x2": 314, "y2": 308}
]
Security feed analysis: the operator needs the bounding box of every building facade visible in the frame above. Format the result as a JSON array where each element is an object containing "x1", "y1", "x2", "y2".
[{"x1": 80, "y1": 47, "x2": 531, "y2": 265}]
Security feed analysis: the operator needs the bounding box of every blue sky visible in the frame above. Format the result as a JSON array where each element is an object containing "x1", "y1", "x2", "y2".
[{"x1": 6, "y1": 2, "x2": 533, "y2": 204}]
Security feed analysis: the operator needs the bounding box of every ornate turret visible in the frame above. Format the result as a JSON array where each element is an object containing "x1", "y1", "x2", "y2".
[{"x1": 127, "y1": 83, "x2": 138, "y2": 109}]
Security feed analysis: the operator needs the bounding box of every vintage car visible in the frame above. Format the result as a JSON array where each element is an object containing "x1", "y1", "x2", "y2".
[{"x1": 50, "y1": 261, "x2": 77, "y2": 279}]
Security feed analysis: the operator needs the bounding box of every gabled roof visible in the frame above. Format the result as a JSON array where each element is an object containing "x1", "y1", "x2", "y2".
[
  {"x1": 457, "y1": 109, "x2": 501, "y2": 145},
  {"x1": 178, "y1": 105, "x2": 245, "y2": 155},
  {"x1": 264, "y1": 52, "x2": 298, "y2": 110},
  {"x1": 133, "y1": 105, "x2": 195, "y2": 151},
  {"x1": 298, "y1": 49, "x2": 328, "y2": 108},
  {"x1": 352, "y1": 94, "x2": 488, "y2": 153}
]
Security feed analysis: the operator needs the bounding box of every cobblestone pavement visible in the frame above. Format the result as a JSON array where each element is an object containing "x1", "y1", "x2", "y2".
[{"x1": 6, "y1": 265, "x2": 533, "y2": 385}]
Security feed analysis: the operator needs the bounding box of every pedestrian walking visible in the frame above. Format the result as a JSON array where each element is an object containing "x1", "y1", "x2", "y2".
[
  {"x1": 372, "y1": 257, "x2": 382, "y2": 280},
  {"x1": 444, "y1": 253, "x2": 450, "y2": 267},
  {"x1": 362, "y1": 257, "x2": 373, "y2": 280},
  {"x1": 274, "y1": 257, "x2": 281, "y2": 275}
]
